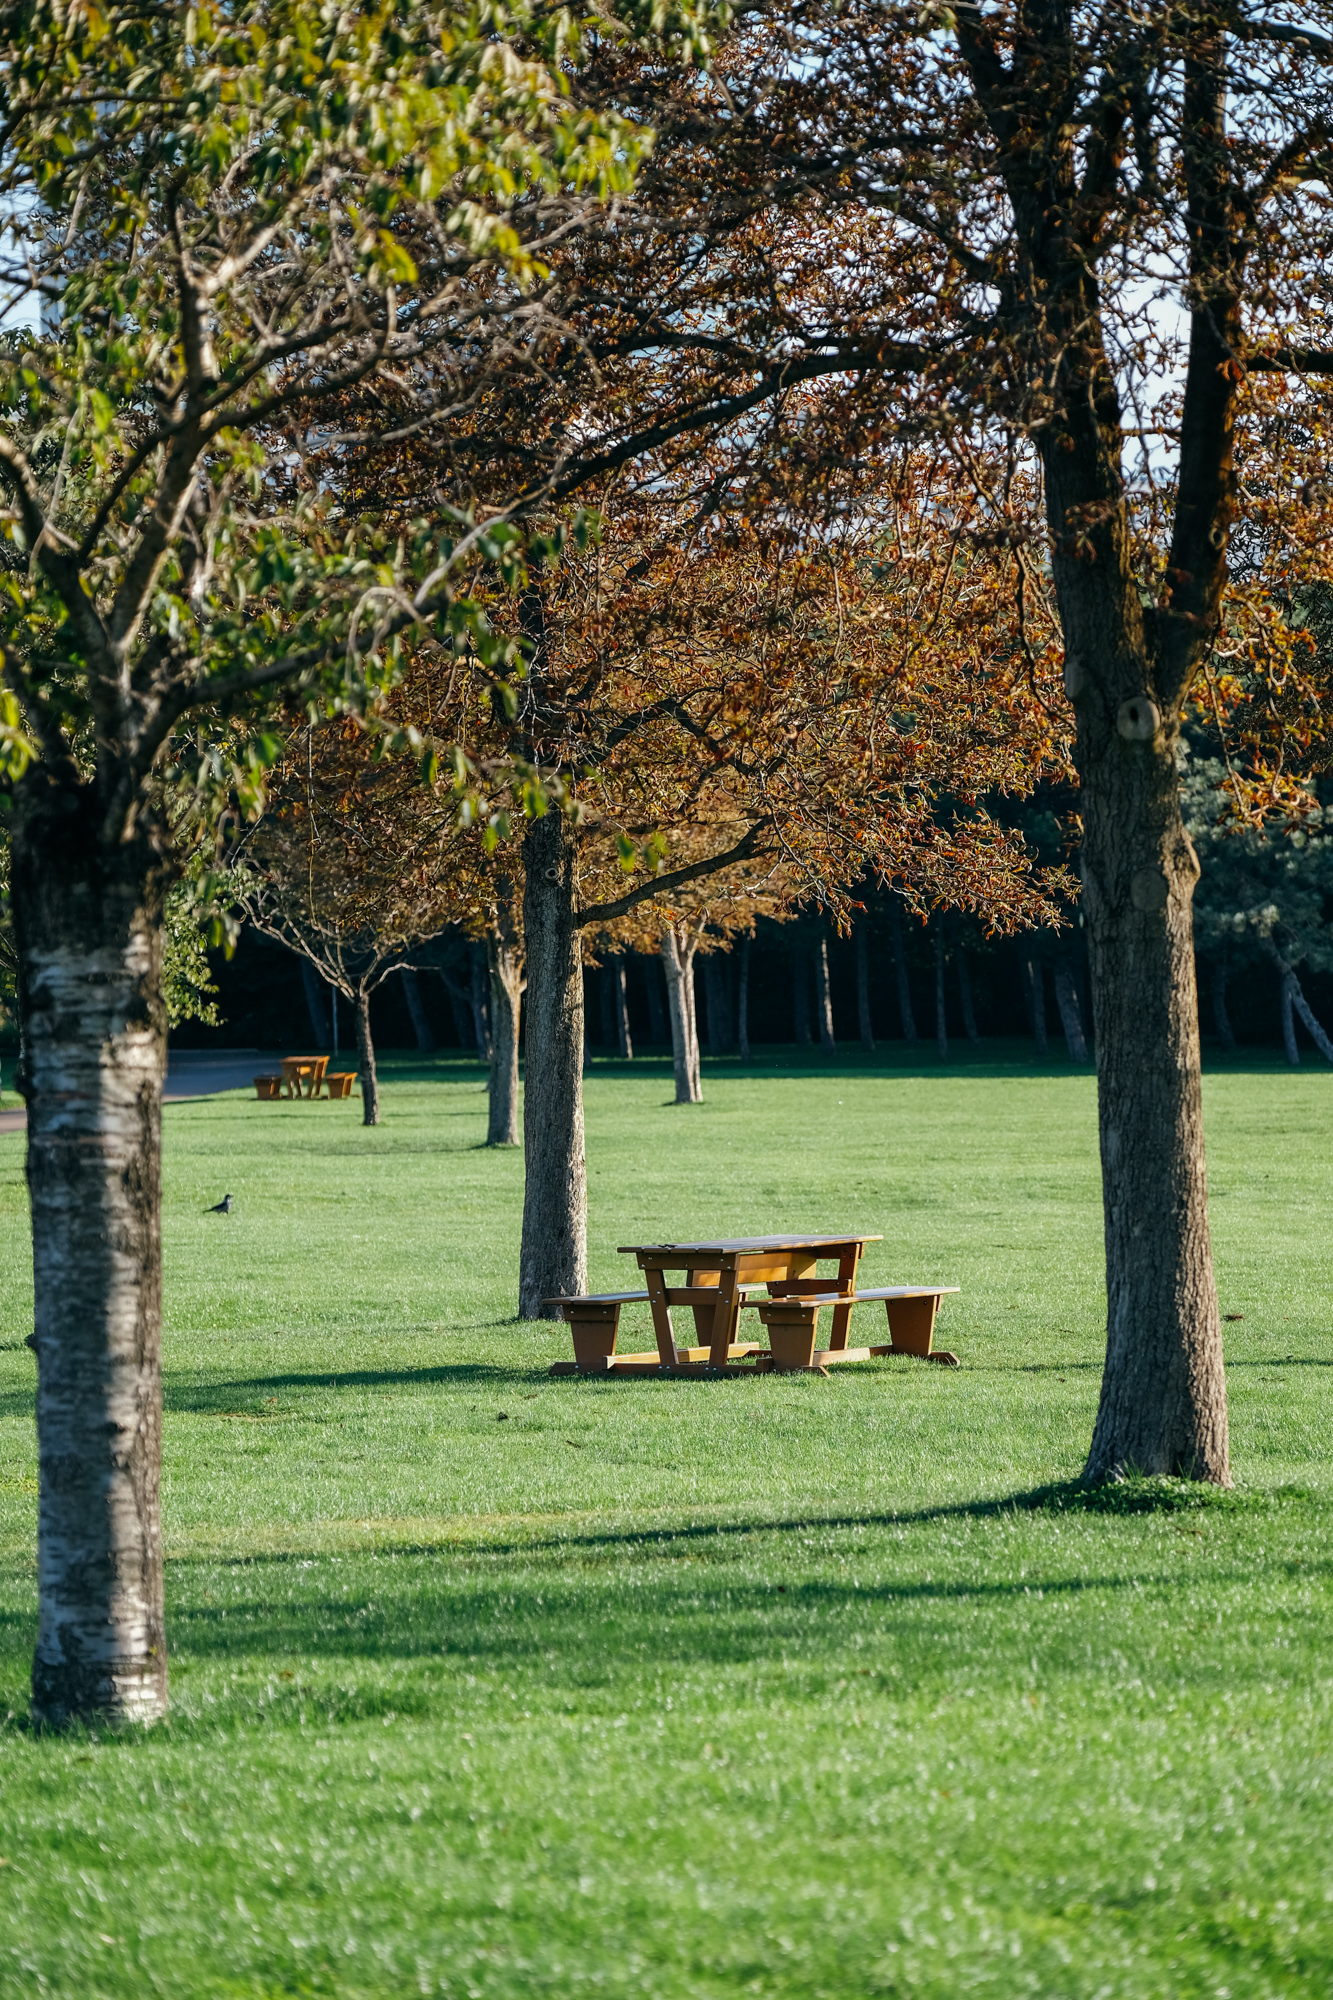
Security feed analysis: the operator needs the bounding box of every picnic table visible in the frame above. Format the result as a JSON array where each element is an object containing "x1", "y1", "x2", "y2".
[
  {"x1": 281, "y1": 1055, "x2": 329, "y2": 1099},
  {"x1": 546, "y1": 1233, "x2": 960, "y2": 1375}
]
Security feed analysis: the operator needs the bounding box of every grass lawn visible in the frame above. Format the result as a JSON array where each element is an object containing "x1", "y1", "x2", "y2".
[{"x1": 0, "y1": 1041, "x2": 1330, "y2": 1999}]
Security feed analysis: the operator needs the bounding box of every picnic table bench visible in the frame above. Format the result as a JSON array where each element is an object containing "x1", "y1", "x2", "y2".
[{"x1": 545, "y1": 1234, "x2": 959, "y2": 1375}]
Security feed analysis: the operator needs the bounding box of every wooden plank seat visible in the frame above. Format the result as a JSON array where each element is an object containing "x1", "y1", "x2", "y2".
[
  {"x1": 851, "y1": 1286, "x2": 962, "y2": 1365},
  {"x1": 546, "y1": 1287, "x2": 769, "y2": 1374},
  {"x1": 253, "y1": 1074, "x2": 284, "y2": 1100},
  {"x1": 324, "y1": 1072, "x2": 357, "y2": 1099},
  {"x1": 741, "y1": 1285, "x2": 962, "y2": 1371}
]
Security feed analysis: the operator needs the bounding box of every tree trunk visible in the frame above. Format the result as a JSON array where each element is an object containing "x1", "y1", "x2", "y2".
[
  {"x1": 399, "y1": 966, "x2": 435, "y2": 1052},
  {"x1": 519, "y1": 811, "x2": 586, "y2": 1316},
  {"x1": 1212, "y1": 956, "x2": 1237, "y2": 1053},
  {"x1": 1021, "y1": 955, "x2": 1049, "y2": 1058},
  {"x1": 737, "y1": 934, "x2": 752, "y2": 1059},
  {"x1": 11, "y1": 814, "x2": 168, "y2": 1726},
  {"x1": 300, "y1": 957, "x2": 333, "y2": 1045},
  {"x1": 486, "y1": 897, "x2": 523, "y2": 1147},
  {"x1": 642, "y1": 951, "x2": 668, "y2": 1045},
  {"x1": 888, "y1": 896, "x2": 917, "y2": 1042},
  {"x1": 1053, "y1": 957, "x2": 1090, "y2": 1063},
  {"x1": 1076, "y1": 721, "x2": 1227, "y2": 1485},
  {"x1": 956, "y1": 938, "x2": 980, "y2": 1047},
  {"x1": 661, "y1": 926, "x2": 702, "y2": 1102},
  {"x1": 814, "y1": 929, "x2": 836, "y2": 1051},
  {"x1": 933, "y1": 927, "x2": 949, "y2": 1061},
  {"x1": 855, "y1": 919, "x2": 875, "y2": 1051},
  {"x1": 611, "y1": 956, "x2": 633, "y2": 1058},
  {"x1": 792, "y1": 943, "x2": 812, "y2": 1044},
  {"x1": 354, "y1": 984, "x2": 380, "y2": 1125},
  {"x1": 703, "y1": 951, "x2": 731, "y2": 1055},
  {"x1": 1263, "y1": 937, "x2": 1333, "y2": 1066}
]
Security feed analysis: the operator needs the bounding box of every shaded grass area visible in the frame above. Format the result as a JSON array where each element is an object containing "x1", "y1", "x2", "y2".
[{"x1": 0, "y1": 1045, "x2": 1329, "y2": 1997}]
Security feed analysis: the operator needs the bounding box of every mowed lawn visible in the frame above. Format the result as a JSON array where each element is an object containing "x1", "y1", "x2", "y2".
[{"x1": 0, "y1": 1043, "x2": 1330, "y2": 1999}]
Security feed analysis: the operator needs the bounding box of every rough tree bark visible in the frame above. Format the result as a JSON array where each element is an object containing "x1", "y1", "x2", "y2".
[
  {"x1": 855, "y1": 918, "x2": 875, "y2": 1052},
  {"x1": 354, "y1": 986, "x2": 380, "y2": 1125},
  {"x1": 736, "y1": 934, "x2": 752, "y2": 1060},
  {"x1": 661, "y1": 925, "x2": 703, "y2": 1102},
  {"x1": 813, "y1": 930, "x2": 836, "y2": 1052},
  {"x1": 888, "y1": 897, "x2": 917, "y2": 1042},
  {"x1": 518, "y1": 811, "x2": 586, "y2": 1315},
  {"x1": 486, "y1": 883, "x2": 523, "y2": 1147},
  {"x1": 933, "y1": 927, "x2": 949, "y2": 1061},
  {"x1": 399, "y1": 967, "x2": 436, "y2": 1052},
  {"x1": 301, "y1": 958, "x2": 333, "y2": 1046},
  {"x1": 1053, "y1": 958, "x2": 1090, "y2": 1064},
  {"x1": 12, "y1": 811, "x2": 168, "y2": 1727}
]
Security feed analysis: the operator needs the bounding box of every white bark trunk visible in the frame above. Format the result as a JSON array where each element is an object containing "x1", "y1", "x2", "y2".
[
  {"x1": 15, "y1": 851, "x2": 168, "y2": 1727},
  {"x1": 486, "y1": 906, "x2": 523, "y2": 1147},
  {"x1": 814, "y1": 931, "x2": 836, "y2": 1051},
  {"x1": 660, "y1": 927, "x2": 702, "y2": 1102}
]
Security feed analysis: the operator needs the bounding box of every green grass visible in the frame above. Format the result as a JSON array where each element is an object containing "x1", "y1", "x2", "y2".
[{"x1": 0, "y1": 1042, "x2": 1330, "y2": 1999}]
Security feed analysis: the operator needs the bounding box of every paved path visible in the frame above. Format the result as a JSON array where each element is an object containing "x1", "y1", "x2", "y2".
[{"x1": 0, "y1": 1050, "x2": 280, "y2": 1135}]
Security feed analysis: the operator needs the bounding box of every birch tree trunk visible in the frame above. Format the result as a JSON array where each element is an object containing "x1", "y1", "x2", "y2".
[
  {"x1": 661, "y1": 926, "x2": 702, "y2": 1102},
  {"x1": 736, "y1": 934, "x2": 752, "y2": 1060},
  {"x1": 888, "y1": 897, "x2": 917, "y2": 1042},
  {"x1": 486, "y1": 891, "x2": 523, "y2": 1147},
  {"x1": 814, "y1": 930, "x2": 836, "y2": 1051},
  {"x1": 611, "y1": 957, "x2": 633, "y2": 1059},
  {"x1": 399, "y1": 967, "x2": 436, "y2": 1052},
  {"x1": 354, "y1": 986, "x2": 380, "y2": 1125},
  {"x1": 12, "y1": 813, "x2": 169, "y2": 1727},
  {"x1": 855, "y1": 921, "x2": 875, "y2": 1051},
  {"x1": 519, "y1": 812, "x2": 586, "y2": 1315}
]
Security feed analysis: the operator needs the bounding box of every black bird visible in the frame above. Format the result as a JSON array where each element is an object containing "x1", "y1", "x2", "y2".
[{"x1": 205, "y1": 1194, "x2": 234, "y2": 1215}]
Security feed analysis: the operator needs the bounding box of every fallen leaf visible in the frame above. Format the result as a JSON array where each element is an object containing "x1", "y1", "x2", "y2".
[
  {"x1": 278, "y1": 1670, "x2": 294, "y2": 1682},
  {"x1": 1224, "y1": 1313, "x2": 1244, "y2": 1322},
  {"x1": 496, "y1": 1412, "x2": 509, "y2": 1421}
]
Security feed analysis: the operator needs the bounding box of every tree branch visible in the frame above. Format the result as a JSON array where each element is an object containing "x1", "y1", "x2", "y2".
[{"x1": 575, "y1": 824, "x2": 767, "y2": 928}]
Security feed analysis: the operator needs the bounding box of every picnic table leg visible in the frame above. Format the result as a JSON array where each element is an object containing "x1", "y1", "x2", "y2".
[
  {"x1": 707, "y1": 1256, "x2": 742, "y2": 1370},
  {"x1": 688, "y1": 1268, "x2": 721, "y2": 1345},
  {"x1": 644, "y1": 1264, "x2": 678, "y2": 1368},
  {"x1": 884, "y1": 1292, "x2": 940, "y2": 1357},
  {"x1": 827, "y1": 1242, "x2": 862, "y2": 1351}
]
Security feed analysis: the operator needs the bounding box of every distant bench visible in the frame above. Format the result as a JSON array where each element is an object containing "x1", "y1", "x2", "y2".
[{"x1": 544, "y1": 1283, "x2": 959, "y2": 1375}]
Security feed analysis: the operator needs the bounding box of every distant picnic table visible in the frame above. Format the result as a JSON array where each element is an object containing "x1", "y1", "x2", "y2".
[{"x1": 547, "y1": 1232, "x2": 959, "y2": 1376}]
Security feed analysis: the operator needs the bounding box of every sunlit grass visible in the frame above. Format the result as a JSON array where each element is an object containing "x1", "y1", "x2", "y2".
[{"x1": 0, "y1": 1044, "x2": 1329, "y2": 1997}]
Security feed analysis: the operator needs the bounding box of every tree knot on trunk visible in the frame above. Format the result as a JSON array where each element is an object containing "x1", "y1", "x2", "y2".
[{"x1": 1116, "y1": 696, "x2": 1160, "y2": 742}]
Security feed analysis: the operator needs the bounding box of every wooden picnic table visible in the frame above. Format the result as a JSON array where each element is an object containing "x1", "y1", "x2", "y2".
[
  {"x1": 622, "y1": 1233, "x2": 883, "y2": 1372},
  {"x1": 281, "y1": 1055, "x2": 329, "y2": 1099}
]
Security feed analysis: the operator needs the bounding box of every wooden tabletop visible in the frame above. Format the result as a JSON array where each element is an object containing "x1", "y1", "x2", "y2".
[{"x1": 618, "y1": 1234, "x2": 883, "y2": 1255}]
